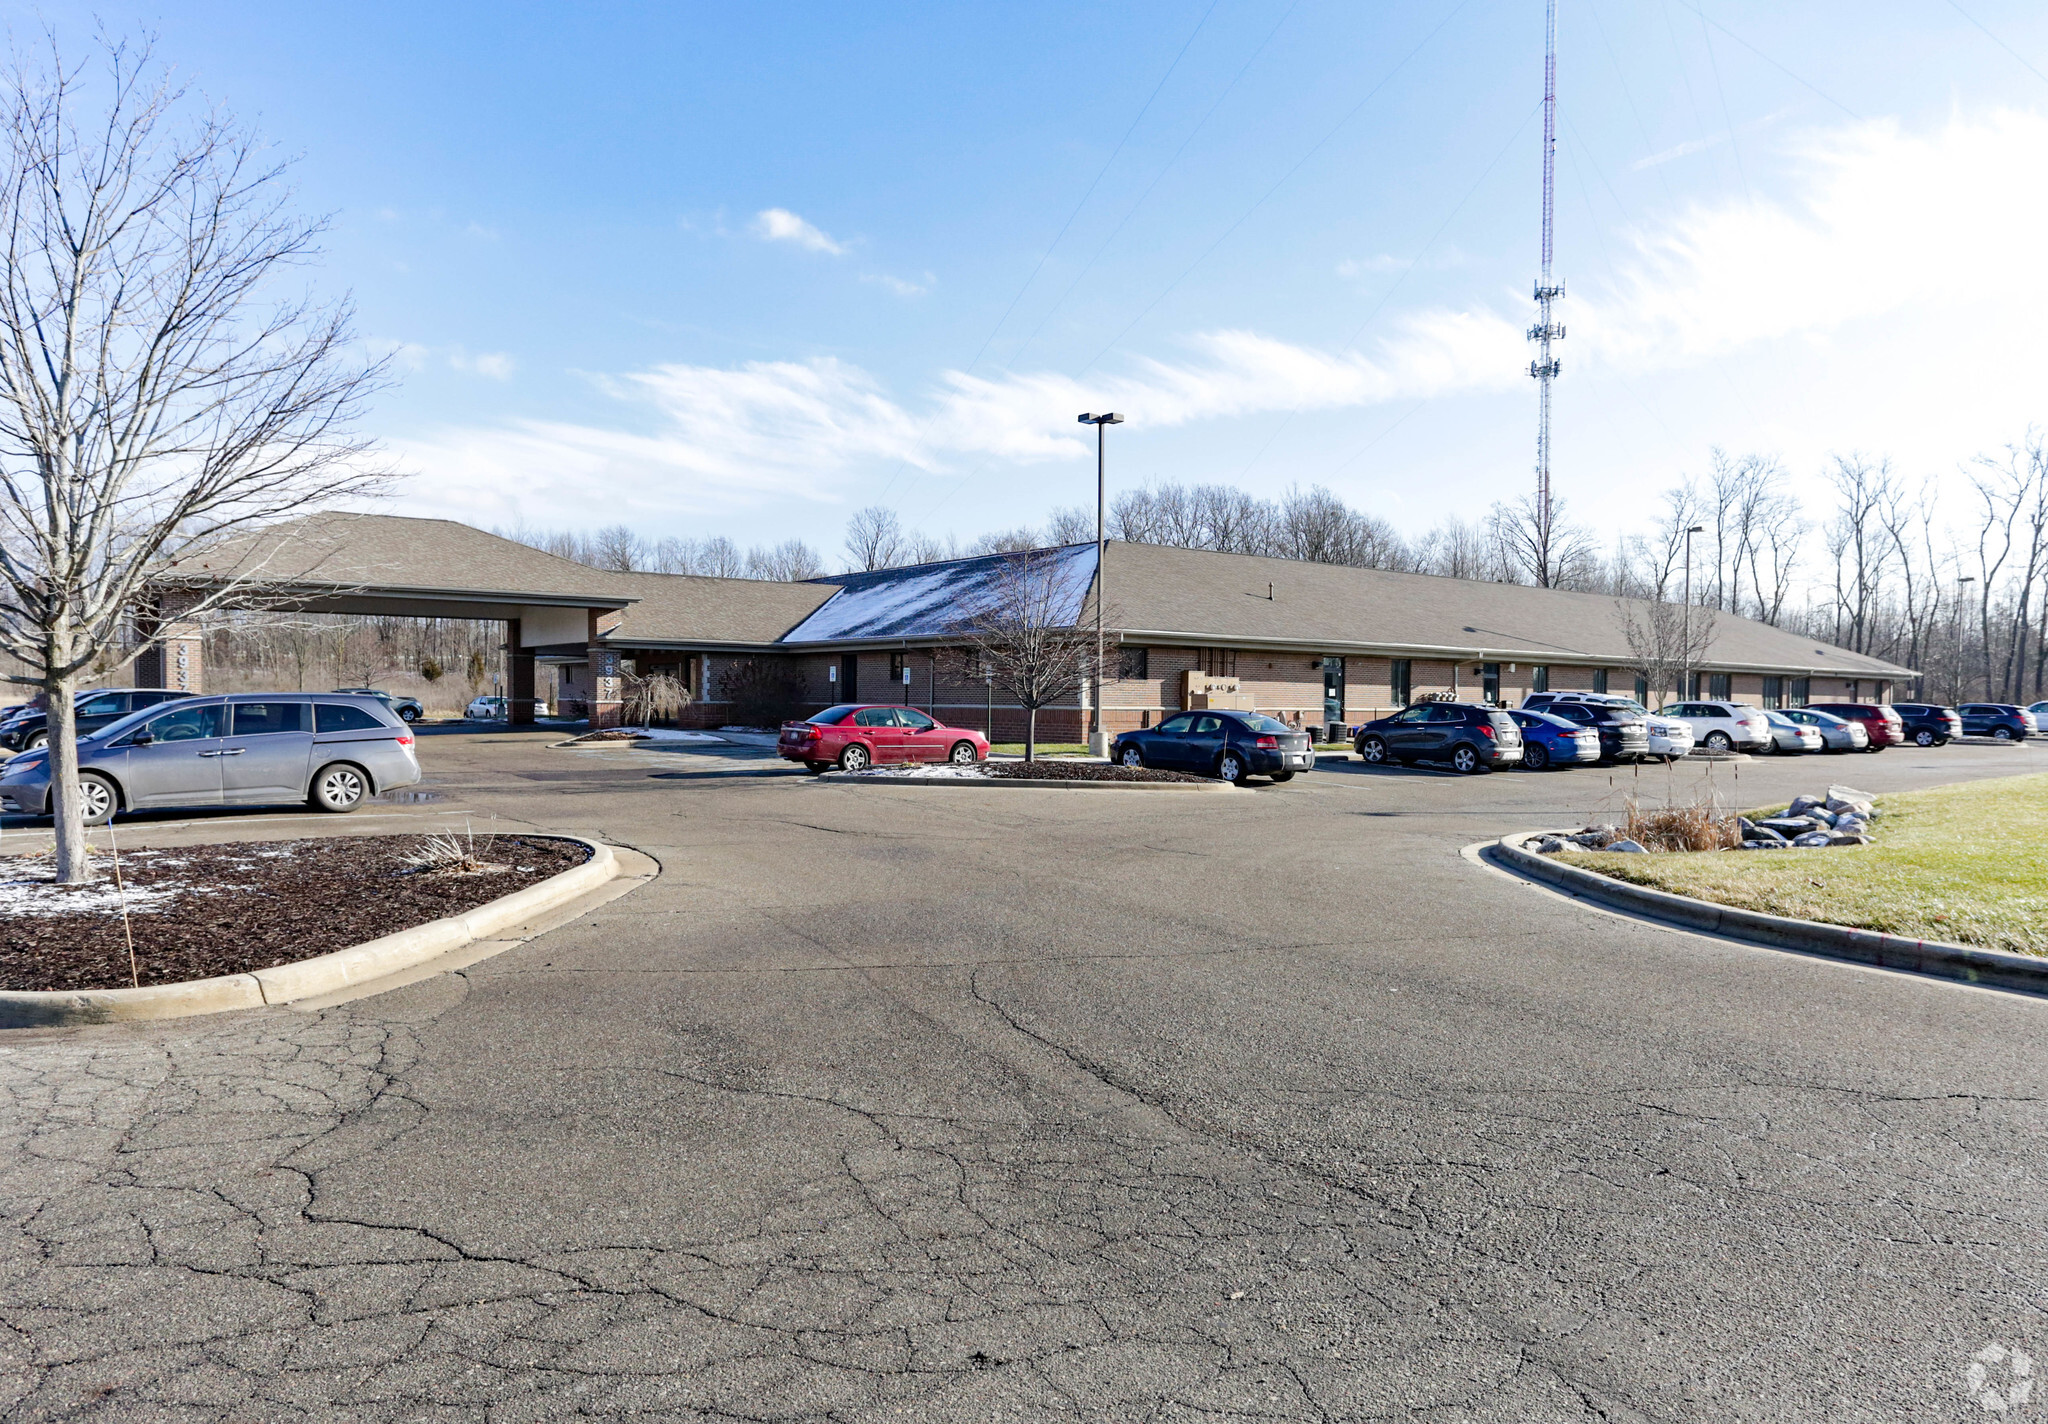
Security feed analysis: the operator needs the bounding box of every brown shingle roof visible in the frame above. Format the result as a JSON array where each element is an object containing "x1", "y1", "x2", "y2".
[
  {"x1": 604, "y1": 572, "x2": 838, "y2": 647},
  {"x1": 1102, "y1": 541, "x2": 1915, "y2": 678}
]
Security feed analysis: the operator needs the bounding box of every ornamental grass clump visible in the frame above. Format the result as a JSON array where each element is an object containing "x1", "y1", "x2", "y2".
[{"x1": 1621, "y1": 794, "x2": 1744, "y2": 853}]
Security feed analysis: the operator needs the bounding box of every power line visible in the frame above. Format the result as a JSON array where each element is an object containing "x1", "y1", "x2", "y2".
[
  {"x1": 1691, "y1": 3, "x2": 1752, "y2": 199},
  {"x1": 1946, "y1": 0, "x2": 2048, "y2": 88},
  {"x1": 1666, "y1": 0, "x2": 1863, "y2": 120}
]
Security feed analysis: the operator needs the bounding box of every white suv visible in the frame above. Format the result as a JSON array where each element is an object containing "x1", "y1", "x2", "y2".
[
  {"x1": 1664, "y1": 699, "x2": 1772, "y2": 752},
  {"x1": 1522, "y1": 691, "x2": 1695, "y2": 761}
]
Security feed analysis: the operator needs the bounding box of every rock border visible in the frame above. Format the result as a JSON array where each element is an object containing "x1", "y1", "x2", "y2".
[
  {"x1": 0, "y1": 836, "x2": 620, "y2": 1029},
  {"x1": 1490, "y1": 830, "x2": 2048, "y2": 996},
  {"x1": 816, "y1": 770, "x2": 1238, "y2": 792}
]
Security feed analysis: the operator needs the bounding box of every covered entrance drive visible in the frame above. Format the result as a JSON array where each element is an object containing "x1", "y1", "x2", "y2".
[{"x1": 151, "y1": 513, "x2": 640, "y2": 725}]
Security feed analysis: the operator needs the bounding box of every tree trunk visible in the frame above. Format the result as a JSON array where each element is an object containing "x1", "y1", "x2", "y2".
[
  {"x1": 1025, "y1": 708, "x2": 1037, "y2": 763},
  {"x1": 46, "y1": 670, "x2": 90, "y2": 884}
]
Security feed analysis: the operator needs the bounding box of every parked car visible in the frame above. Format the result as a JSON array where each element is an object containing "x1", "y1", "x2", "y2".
[
  {"x1": 1778, "y1": 706, "x2": 1870, "y2": 752},
  {"x1": 1663, "y1": 700, "x2": 1774, "y2": 753},
  {"x1": 333, "y1": 686, "x2": 425, "y2": 722},
  {"x1": 2029, "y1": 701, "x2": 2048, "y2": 733},
  {"x1": 1889, "y1": 703, "x2": 1962, "y2": 747},
  {"x1": 1804, "y1": 702, "x2": 1904, "y2": 750},
  {"x1": 0, "y1": 693, "x2": 419, "y2": 825},
  {"x1": 0, "y1": 688, "x2": 192, "y2": 752},
  {"x1": 1506, "y1": 708, "x2": 1600, "y2": 771},
  {"x1": 1957, "y1": 703, "x2": 2039, "y2": 741},
  {"x1": 1353, "y1": 702, "x2": 1524, "y2": 774},
  {"x1": 1536, "y1": 701, "x2": 1650, "y2": 763},
  {"x1": 1113, "y1": 710, "x2": 1316, "y2": 783},
  {"x1": 464, "y1": 695, "x2": 550, "y2": 720},
  {"x1": 779, "y1": 704, "x2": 992, "y2": 774},
  {"x1": 1522, "y1": 691, "x2": 1693, "y2": 760},
  {"x1": 1759, "y1": 710, "x2": 1824, "y2": 755}
]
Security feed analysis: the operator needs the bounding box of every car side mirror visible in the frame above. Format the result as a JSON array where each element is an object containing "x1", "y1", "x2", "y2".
[{"x1": 129, "y1": 732, "x2": 153, "y2": 746}]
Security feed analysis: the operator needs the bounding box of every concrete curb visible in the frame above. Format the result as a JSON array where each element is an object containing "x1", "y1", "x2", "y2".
[
  {"x1": 816, "y1": 771, "x2": 1238, "y2": 791},
  {"x1": 1490, "y1": 830, "x2": 2048, "y2": 996},
  {"x1": 0, "y1": 837, "x2": 619, "y2": 1029}
]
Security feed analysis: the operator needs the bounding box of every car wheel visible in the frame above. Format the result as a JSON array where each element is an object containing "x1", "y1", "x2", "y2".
[
  {"x1": 949, "y1": 741, "x2": 979, "y2": 765},
  {"x1": 1119, "y1": 746, "x2": 1145, "y2": 768},
  {"x1": 75, "y1": 772, "x2": 117, "y2": 826},
  {"x1": 1357, "y1": 736, "x2": 1388, "y2": 765},
  {"x1": 1217, "y1": 750, "x2": 1247, "y2": 784},
  {"x1": 1704, "y1": 731, "x2": 1734, "y2": 752},
  {"x1": 839, "y1": 743, "x2": 871, "y2": 772},
  {"x1": 399, "y1": 706, "x2": 419, "y2": 722},
  {"x1": 1271, "y1": 770, "x2": 1295, "y2": 782},
  {"x1": 1451, "y1": 744, "x2": 1483, "y2": 774},
  {"x1": 1522, "y1": 741, "x2": 1550, "y2": 771},
  {"x1": 1914, "y1": 729, "x2": 1935, "y2": 747},
  {"x1": 1995, "y1": 726, "x2": 2015, "y2": 741},
  {"x1": 309, "y1": 762, "x2": 368, "y2": 813},
  {"x1": 23, "y1": 731, "x2": 45, "y2": 750}
]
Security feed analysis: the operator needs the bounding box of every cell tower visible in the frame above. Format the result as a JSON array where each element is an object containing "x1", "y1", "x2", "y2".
[{"x1": 1527, "y1": 0, "x2": 1565, "y2": 586}]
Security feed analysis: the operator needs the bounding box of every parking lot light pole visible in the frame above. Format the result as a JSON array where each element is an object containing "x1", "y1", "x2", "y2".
[
  {"x1": 1078, "y1": 412, "x2": 1123, "y2": 757},
  {"x1": 1680, "y1": 524, "x2": 1705, "y2": 704}
]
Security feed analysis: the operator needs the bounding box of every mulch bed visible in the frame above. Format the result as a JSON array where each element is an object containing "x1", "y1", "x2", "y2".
[
  {"x1": 0, "y1": 835, "x2": 589, "y2": 994},
  {"x1": 983, "y1": 761, "x2": 1207, "y2": 784},
  {"x1": 571, "y1": 729, "x2": 648, "y2": 742}
]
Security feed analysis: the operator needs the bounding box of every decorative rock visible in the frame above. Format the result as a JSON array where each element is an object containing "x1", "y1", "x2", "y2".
[
  {"x1": 1791, "y1": 831, "x2": 1833, "y2": 848},
  {"x1": 1825, "y1": 785, "x2": 1876, "y2": 815},
  {"x1": 1746, "y1": 825, "x2": 1789, "y2": 844},
  {"x1": 1827, "y1": 833, "x2": 1871, "y2": 847},
  {"x1": 1759, "y1": 817, "x2": 1816, "y2": 837},
  {"x1": 1739, "y1": 839, "x2": 1787, "y2": 850},
  {"x1": 1788, "y1": 795, "x2": 1824, "y2": 817},
  {"x1": 1604, "y1": 838, "x2": 1649, "y2": 853},
  {"x1": 1534, "y1": 836, "x2": 1567, "y2": 854}
]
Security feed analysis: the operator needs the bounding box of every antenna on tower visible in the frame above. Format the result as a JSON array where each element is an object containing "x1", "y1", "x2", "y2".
[{"x1": 1527, "y1": 0, "x2": 1565, "y2": 587}]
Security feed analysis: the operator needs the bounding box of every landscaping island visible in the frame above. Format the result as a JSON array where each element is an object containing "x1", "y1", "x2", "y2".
[
  {"x1": 849, "y1": 761, "x2": 1208, "y2": 784},
  {"x1": 0, "y1": 835, "x2": 590, "y2": 993},
  {"x1": 1552, "y1": 772, "x2": 2048, "y2": 957}
]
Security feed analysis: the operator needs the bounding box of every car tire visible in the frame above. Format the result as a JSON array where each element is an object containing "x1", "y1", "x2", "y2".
[
  {"x1": 1995, "y1": 726, "x2": 2015, "y2": 741},
  {"x1": 398, "y1": 706, "x2": 419, "y2": 722},
  {"x1": 1119, "y1": 746, "x2": 1145, "y2": 768},
  {"x1": 839, "y1": 743, "x2": 871, "y2": 772},
  {"x1": 1217, "y1": 750, "x2": 1247, "y2": 785},
  {"x1": 1703, "y1": 731, "x2": 1734, "y2": 752},
  {"x1": 74, "y1": 772, "x2": 117, "y2": 826},
  {"x1": 1522, "y1": 742, "x2": 1550, "y2": 771},
  {"x1": 949, "y1": 741, "x2": 979, "y2": 765},
  {"x1": 309, "y1": 762, "x2": 369, "y2": 814},
  {"x1": 1451, "y1": 744, "x2": 1484, "y2": 774},
  {"x1": 1271, "y1": 770, "x2": 1295, "y2": 782},
  {"x1": 1914, "y1": 729, "x2": 1935, "y2": 746},
  {"x1": 23, "y1": 731, "x2": 46, "y2": 750},
  {"x1": 1356, "y1": 736, "x2": 1388, "y2": 765}
]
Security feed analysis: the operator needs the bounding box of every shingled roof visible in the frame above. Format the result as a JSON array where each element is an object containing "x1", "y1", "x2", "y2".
[{"x1": 604, "y1": 572, "x2": 838, "y2": 647}]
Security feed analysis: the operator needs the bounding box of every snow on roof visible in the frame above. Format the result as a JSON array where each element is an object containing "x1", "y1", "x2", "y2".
[{"x1": 782, "y1": 543, "x2": 1098, "y2": 643}]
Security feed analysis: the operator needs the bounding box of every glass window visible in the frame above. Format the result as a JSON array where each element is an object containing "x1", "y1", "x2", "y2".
[
  {"x1": 314, "y1": 703, "x2": 386, "y2": 733},
  {"x1": 1191, "y1": 715, "x2": 1222, "y2": 734},
  {"x1": 1592, "y1": 668, "x2": 1609, "y2": 695},
  {"x1": 1531, "y1": 665, "x2": 1549, "y2": 694},
  {"x1": 78, "y1": 694, "x2": 125, "y2": 717},
  {"x1": 233, "y1": 702, "x2": 307, "y2": 736},
  {"x1": 1709, "y1": 673, "x2": 1731, "y2": 700},
  {"x1": 1393, "y1": 706, "x2": 1430, "y2": 723},
  {"x1": 1426, "y1": 705, "x2": 1465, "y2": 723},
  {"x1": 1155, "y1": 713, "x2": 1194, "y2": 734},
  {"x1": 896, "y1": 709, "x2": 936, "y2": 731},
  {"x1": 1762, "y1": 676, "x2": 1784, "y2": 710},
  {"x1": 1240, "y1": 713, "x2": 1292, "y2": 734},
  {"x1": 141, "y1": 703, "x2": 224, "y2": 741},
  {"x1": 1634, "y1": 675, "x2": 1649, "y2": 702},
  {"x1": 1390, "y1": 659, "x2": 1412, "y2": 705},
  {"x1": 853, "y1": 707, "x2": 895, "y2": 727},
  {"x1": 813, "y1": 705, "x2": 860, "y2": 724},
  {"x1": 888, "y1": 652, "x2": 906, "y2": 682},
  {"x1": 1117, "y1": 647, "x2": 1149, "y2": 681},
  {"x1": 1791, "y1": 677, "x2": 1810, "y2": 706},
  {"x1": 1197, "y1": 648, "x2": 1236, "y2": 678}
]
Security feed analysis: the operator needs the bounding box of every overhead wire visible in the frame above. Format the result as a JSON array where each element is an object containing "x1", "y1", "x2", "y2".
[
  {"x1": 1666, "y1": 0, "x2": 1862, "y2": 120},
  {"x1": 1690, "y1": 3, "x2": 1752, "y2": 199},
  {"x1": 1945, "y1": 0, "x2": 2048, "y2": 89}
]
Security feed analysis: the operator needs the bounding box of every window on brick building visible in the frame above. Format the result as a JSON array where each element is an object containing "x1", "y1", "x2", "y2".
[
  {"x1": 1197, "y1": 648, "x2": 1236, "y2": 677},
  {"x1": 1791, "y1": 677, "x2": 1810, "y2": 706},
  {"x1": 1709, "y1": 672, "x2": 1731, "y2": 700},
  {"x1": 1762, "y1": 675, "x2": 1784, "y2": 710},
  {"x1": 1592, "y1": 668, "x2": 1608, "y2": 694},
  {"x1": 1531, "y1": 665, "x2": 1549, "y2": 694},
  {"x1": 1118, "y1": 646, "x2": 1149, "y2": 680},
  {"x1": 1390, "y1": 659, "x2": 1412, "y2": 705},
  {"x1": 888, "y1": 652, "x2": 905, "y2": 682}
]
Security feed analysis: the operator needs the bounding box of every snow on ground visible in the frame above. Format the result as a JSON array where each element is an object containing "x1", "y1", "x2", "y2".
[
  {"x1": 614, "y1": 727, "x2": 725, "y2": 742},
  {"x1": 845, "y1": 764, "x2": 991, "y2": 780},
  {"x1": 0, "y1": 867, "x2": 186, "y2": 917}
]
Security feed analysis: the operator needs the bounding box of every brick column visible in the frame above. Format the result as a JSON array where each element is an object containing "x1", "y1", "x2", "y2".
[
  {"x1": 133, "y1": 594, "x2": 204, "y2": 695},
  {"x1": 507, "y1": 618, "x2": 536, "y2": 725},
  {"x1": 586, "y1": 610, "x2": 624, "y2": 728}
]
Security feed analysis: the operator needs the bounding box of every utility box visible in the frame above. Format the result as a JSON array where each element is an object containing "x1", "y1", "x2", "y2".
[{"x1": 1183, "y1": 671, "x2": 1253, "y2": 710}]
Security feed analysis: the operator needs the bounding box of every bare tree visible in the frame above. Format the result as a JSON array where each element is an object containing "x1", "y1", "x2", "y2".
[
  {"x1": 844, "y1": 505, "x2": 905, "y2": 571},
  {"x1": 1489, "y1": 493, "x2": 1597, "y2": 588},
  {"x1": 746, "y1": 539, "x2": 825, "y2": 582},
  {"x1": 1044, "y1": 505, "x2": 1094, "y2": 544},
  {"x1": 588, "y1": 523, "x2": 644, "y2": 572},
  {"x1": 0, "y1": 35, "x2": 389, "y2": 882},
  {"x1": 1618, "y1": 598, "x2": 1718, "y2": 707},
  {"x1": 956, "y1": 549, "x2": 1100, "y2": 761}
]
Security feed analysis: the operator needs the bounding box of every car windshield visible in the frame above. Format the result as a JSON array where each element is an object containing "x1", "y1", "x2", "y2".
[
  {"x1": 1237, "y1": 713, "x2": 1293, "y2": 734},
  {"x1": 810, "y1": 705, "x2": 861, "y2": 725}
]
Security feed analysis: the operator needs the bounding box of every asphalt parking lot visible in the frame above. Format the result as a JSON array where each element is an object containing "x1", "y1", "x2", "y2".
[{"x1": 1, "y1": 729, "x2": 2044, "y2": 1421}]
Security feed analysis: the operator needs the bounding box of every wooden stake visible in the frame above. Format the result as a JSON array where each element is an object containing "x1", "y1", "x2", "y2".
[{"x1": 108, "y1": 824, "x2": 138, "y2": 989}]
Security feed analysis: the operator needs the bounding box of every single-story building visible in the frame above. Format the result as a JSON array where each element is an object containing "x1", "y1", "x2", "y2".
[{"x1": 151, "y1": 514, "x2": 1916, "y2": 733}]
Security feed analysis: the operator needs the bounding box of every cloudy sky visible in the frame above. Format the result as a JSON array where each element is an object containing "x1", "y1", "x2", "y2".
[{"x1": 39, "y1": 0, "x2": 2048, "y2": 556}]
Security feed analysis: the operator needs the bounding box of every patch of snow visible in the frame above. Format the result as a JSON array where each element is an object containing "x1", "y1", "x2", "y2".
[
  {"x1": 781, "y1": 544, "x2": 1097, "y2": 643},
  {"x1": 0, "y1": 872, "x2": 186, "y2": 917},
  {"x1": 615, "y1": 727, "x2": 724, "y2": 742},
  {"x1": 845, "y1": 764, "x2": 990, "y2": 780}
]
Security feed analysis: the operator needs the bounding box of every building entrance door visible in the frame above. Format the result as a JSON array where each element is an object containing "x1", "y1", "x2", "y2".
[
  {"x1": 1321, "y1": 657, "x2": 1345, "y2": 727},
  {"x1": 1481, "y1": 662, "x2": 1501, "y2": 705},
  {"x1": 839, "y1": 653, "x2": 859, "y2": 702}
]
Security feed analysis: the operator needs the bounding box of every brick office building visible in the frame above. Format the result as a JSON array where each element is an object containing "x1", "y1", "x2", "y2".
[{"x1": 152, "y1": 515, "x2": 1915, "y2": 733}]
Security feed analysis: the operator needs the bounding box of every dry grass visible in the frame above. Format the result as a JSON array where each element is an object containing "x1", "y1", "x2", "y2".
[
  {"x1": 1560, "y1": 772, "x2": 2048, "y2": 956},
  {"x1": 399, "y1": 825, "x2": 506, "y2": 876},
  {"x1": 1621, "y1": 794, "x2": 1745, "y2": 852}
]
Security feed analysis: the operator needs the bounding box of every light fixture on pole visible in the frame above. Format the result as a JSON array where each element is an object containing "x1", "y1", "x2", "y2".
[
  {"x1": 1078, "y1": 412, "x2": 1123, "y2": 757},
  {"x1": 1681, "y1": 524, "x2": 1705, "y2": 703}
]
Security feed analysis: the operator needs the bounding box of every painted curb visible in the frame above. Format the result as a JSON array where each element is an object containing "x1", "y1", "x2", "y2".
[
  {"x1": 1491, "y1": 830, "x2": 2048, "y2": 996},
  {"x1": 0, "y1": 837, "x2": 619, "y2": 1029},
  {"x1": 817, "y1": 771, "x2": 1238, "y2": 792}
]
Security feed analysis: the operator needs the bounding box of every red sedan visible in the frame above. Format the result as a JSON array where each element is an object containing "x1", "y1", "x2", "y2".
[{"x1": 779, "y1": 704, "x2": 990, "y2": 773}]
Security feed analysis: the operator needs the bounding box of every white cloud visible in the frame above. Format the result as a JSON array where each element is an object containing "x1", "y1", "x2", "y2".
[
  {"x1": 862, "y1": 270, "x2": 934, "y2": 298},
  {"x1": 1631, "y1": 133, "x2": 1727, "y2": 170},
  {"x1": 451, "y1": 350, "x2": 516, "y2": 380},
  {"x1": 750, "y1": 207, "x2": 846, "y2": 255}
]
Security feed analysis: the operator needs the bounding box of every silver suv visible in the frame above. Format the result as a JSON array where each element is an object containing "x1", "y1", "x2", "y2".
[{"x1": 0, "y1": 693, "x2": 421, "y2": 825}]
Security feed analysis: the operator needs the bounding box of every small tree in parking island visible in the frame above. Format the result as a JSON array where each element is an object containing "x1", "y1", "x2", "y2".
[
  {"x1": 1619, "y1": 597, "x2": 1718, "y2": 707},
  {"x1": 0, "y1": 35, "x2": 389, "y2": 883},
  {"x1": 957, "y1": 549, "x2": 1104, "y2": 762}
]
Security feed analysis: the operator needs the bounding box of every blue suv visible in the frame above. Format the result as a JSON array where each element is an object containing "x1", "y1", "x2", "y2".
[{"x1": 1958, "y1": 703, "x2": 2038, "y2": 741}]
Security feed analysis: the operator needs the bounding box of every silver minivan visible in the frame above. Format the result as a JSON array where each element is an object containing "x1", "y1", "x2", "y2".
[{"x1": 0, "y1": 693, "x2": 421, "y2": 824}]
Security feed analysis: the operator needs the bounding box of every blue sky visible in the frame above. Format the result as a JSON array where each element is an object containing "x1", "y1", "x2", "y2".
[{"x1": 30, "y1": 1, "x2": 2048, "y2": 559}]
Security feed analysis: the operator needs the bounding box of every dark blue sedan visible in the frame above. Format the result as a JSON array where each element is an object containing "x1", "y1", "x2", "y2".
[
  {"x1": 1506, "y1": 708, "x2": 1601, "y2": 771},
  {"x1": 1958, "y1": 703, "x2": 2039, "y2": 741},
  {"x1": 1113, "y1": 710, "x2": 1316, "y2": 784}
]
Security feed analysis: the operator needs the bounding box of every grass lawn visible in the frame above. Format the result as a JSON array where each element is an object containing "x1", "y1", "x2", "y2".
[
  {"x1": 1556, "y1": 771, "x2": 2048, "y2": 956},
  {"x1": 987, "y1": 743, "x2": 1095, "y2": 758}
]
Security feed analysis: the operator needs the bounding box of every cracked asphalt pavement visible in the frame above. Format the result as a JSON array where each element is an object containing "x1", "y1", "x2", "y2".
[{"x1": 3, "y1": 728, "x2": 2046, "y2": 1421}]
